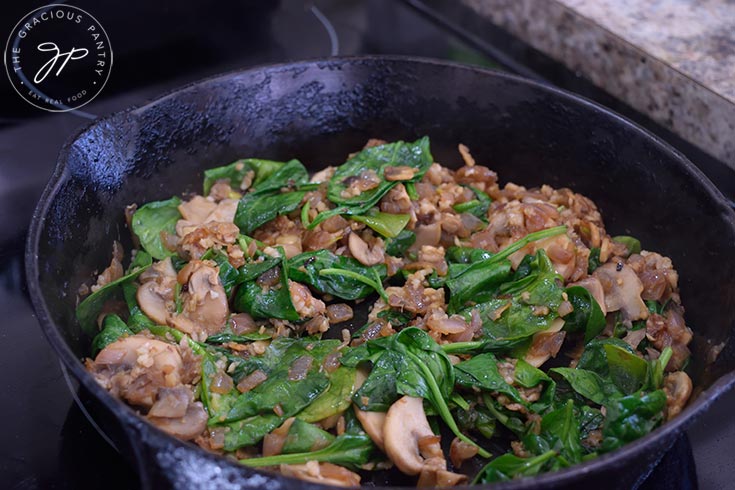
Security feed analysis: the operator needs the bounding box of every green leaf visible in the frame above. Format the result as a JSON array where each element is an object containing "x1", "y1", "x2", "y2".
[
  {"x1": 233, "y1": 263, "x2": 299, "y2": 321},
  {"x1": 600, "y1": 390, "x2": 666, "y2": 453},
  {"x1": 612, "y1": 235, "x2": 642, "y2": 256},
  {"x1": 130, "y1": 197, "x2": 182, "y2": 260},
  {"x1": 540, "y1": 400, "x2": 582, "y2": 464},
  {"x1": 351, "y1": 327, "x2": 490, "y2": 458},
  {"x1": 550, "y1": 367, "x2": 623, "y2": 405},
  {"x1": 238, "y1": 254, "x2": 281, "y2": 283},
  {"x1": 564, "y1": 286, "x2": 606, "y2": 342},
  {"x1": 75, "y1": 251, "x2": 153, "y2": 336},
  {"x1": 385, "y1": 229, "x2": 416, "y2": 257},
  {"x1": 298, "y1": 367, "x2": 358, "y2": 423},
  {"x1": 250, "y1": 159, "x2": 308, "y2": 194},
  {"x1": 454, "y1": 353, "x2": 522, "y2": 403},
  {"x1": 240, "y1": 432, "x2": 375, "y2": 470},
  {"x1": 327, "y1": 137, "x2": 433, "y2": 209},
  {"x1": 203, "y1": 159, "x2": 250, "y2": 195},
  {"x1": 350, "y1": 211, "x2": 410, "y2": 238},
  {"x1": 647, "y1": 347, "x2": 673, "y2": 390},
  {"x1": 205, "y1": 332, "x2": 272, "y2": 344},
  {"x1": 200, "y1": 248, "x2": 239, "y2": 296},
  {"x1": 286, "y1": 250, "x2": 387, "y2": 300},
  {"x1": 474, "y1": 450, "x2": 557, "y2": 483},
  {"x1": 90, "y1": 314, "x2": 133, "y2": 355},
  {"x1": 223, "y1": 414, "x2": 284, "y2": 451},
  {"x1": 577, "y1": 338, "x2": 634, "y2": 376},
  {"x1": 469, "y1": 251, "x2": 564, "y2": 342},
  {"x1": 446, "y1": 259, "x2": 512, "y2": 312},
  {"x1": 603, "y1": 344, "x2": 648, "y2": 394},
  {"x1": 588, "y1": 247, "x2": 602, "y2": 273},
  {"x1": 234, "y1": 190, "x2": 306, "y2": 235},
  {"x1": 282, "y1": 419, "x2": 336, "y2": 454},
  {"x1": 453, "y1": 186, "x2": 492, "y2": 220}
]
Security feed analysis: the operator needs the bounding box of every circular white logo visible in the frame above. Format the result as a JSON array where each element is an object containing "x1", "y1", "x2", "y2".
[{"x1": 4, "y1": 4, "x2": 113, "y2": 112}]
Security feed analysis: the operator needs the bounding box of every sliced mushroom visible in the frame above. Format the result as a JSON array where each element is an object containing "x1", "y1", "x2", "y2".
[
  {"x1": 663, "y1": 371, "x2": 692, "y2": 420},
  {"x1": 383, "y1": 396, "x2": 445, "y2": 475},
  {"x1": 570, "y1": 276, "x2": 607, "y2": 315},
  {"x1": 593, "y1": 261, "x2": 648, "y2": 321},
  {"x1": 170, "y1": 260, "x2": 228, "y2": 337},
  {"x1": 354, "y1": 406, "x2": 386, "y2": 451},
  {"x1": 148, "y1": 401, "x2": 208, "y2": 440},
  {"x1": 289, "y1": 280, "x2": 326, "y2": 318},
  {"x1": 178, "y1": 195, "x2": 218, "y2": 223},
  {"x1": 348, "y1": 232, "x2": 385, "y2": 266},
  {"x1": 417, "y1": 467, "x2": 468, "y2": 487},
  {"x1": 92, "y1": 335, "x2": 184, "y2": 407},
  {"x1": 280, "y1": 461, "x2": 361, "y2": 487},
  {"x1": 524, "y1": 318, "x2": 565, "y2": 368},
  {"x1": 137, "y1": 257, "x2": 177, "y2": 325},
  {"x1": 537, "y1": 234, "x2": 576, "y2": 280},
  {"x1": 384, "y1": 165, "x2": 418, "y2": 181}
]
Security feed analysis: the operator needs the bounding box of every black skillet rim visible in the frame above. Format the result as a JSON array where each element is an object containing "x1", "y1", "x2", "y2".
[{"x1": 25, "y1": 55, "x2": 735, "y2": 489}]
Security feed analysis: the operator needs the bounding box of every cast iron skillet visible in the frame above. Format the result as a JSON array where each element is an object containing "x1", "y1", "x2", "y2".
[{"x1": 26, "y1": 56, "x2": 735, "y2": 489}]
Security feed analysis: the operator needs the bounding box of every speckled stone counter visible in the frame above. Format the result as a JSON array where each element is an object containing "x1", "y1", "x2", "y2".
[{"x1": 460, "y1": 0, "x2": 735, "y2": 166}]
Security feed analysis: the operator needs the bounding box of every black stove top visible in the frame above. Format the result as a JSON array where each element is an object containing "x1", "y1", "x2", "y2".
[{"x1": 2, "y1": 1, "x2": 733, "y2": 489}]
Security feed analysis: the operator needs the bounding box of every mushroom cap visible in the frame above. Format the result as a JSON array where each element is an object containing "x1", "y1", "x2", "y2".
[
  {"x1": 348, "y1": 232, "x2": 385, "y2": 266},
  {"x1": 594, "y1": 261, "x2": 648, "y2": 321},
  {"x1": 383, "y1": 396, "x2": 445, "y2": 476},
  {"x1": 353, "y1": 406, "x2": 386, "y2": 451}
]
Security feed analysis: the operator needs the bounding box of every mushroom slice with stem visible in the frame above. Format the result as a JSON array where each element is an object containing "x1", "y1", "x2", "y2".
[
  {"x1": 348, "y1": 232, "x2": 385, "y2": 266},
  {"x1": 593, "y1": 261, "x2": 648, "y2": 321},
  {"x1": 170, "y1": 260, "x2": 229, "y2": 338},
  {"x1": 353, "y1": 407, "x2": 386, "y2": 452},
  {"x1": 383, "y1": 396, "x2": 446, "y2": 475}
]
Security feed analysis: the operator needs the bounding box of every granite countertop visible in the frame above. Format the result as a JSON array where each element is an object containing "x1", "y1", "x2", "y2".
[{"x1": 460, "y1": 0, "x2": 735, "y2": 166}]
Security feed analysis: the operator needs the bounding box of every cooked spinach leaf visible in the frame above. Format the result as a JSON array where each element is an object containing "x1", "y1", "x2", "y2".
[
  {"x1": 385, "y1": 229, "x2": 416, "y2": 257},
  {"x1": 240, "y1": 432, "x2": 375, "y2": 470},
  {"x1": 564, "y1": 286, "x2": 606, "y2": 342},
  {"x1": 76, "y1": 251, "x2": 152, "y2": 335},
  {"x1": 612, "y1": 235, "x2": 642, "y2": 256},
  {"x1": 233, "y1": 262, "x2": 299, "y2": 321},
  {"x1": 474, "y1": 450, "x2": 557, "y2": 483},
  {"x1": 350, "y1": 211, "x2": 410, "y2": 238},
  {"x1": 130, "y1": 197, "x2": 181, "y2": 260},
  {"x1": 600, "y1": 390, "x2": 666, "y2": 453},
  {"x1": 90, "y1": 314, "x2": 133, "y2": 355},
  {"x1": 286, "y1": 250, "x2": 387, "y2": 300}
]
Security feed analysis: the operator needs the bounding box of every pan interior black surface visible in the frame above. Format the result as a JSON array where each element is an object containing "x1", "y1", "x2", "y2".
[{"x1": 27, "y1": 57, "x2": 735, "y2": 489}]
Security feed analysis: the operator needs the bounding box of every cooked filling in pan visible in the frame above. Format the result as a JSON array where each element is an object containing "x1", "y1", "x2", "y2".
[{"x1": 78, "y1": 137, "x2": 693, "y2": 486}]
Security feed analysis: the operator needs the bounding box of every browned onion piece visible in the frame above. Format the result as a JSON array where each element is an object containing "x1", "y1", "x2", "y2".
[
  {"x1": 288, "y1": 356, "x2": 314, "y2": 381},
  {"x1": 326, "y1": 303, "x2": 354, "y2": 323},
  {"x1": 449, "y1": 437, "x2": 479, "y2": 468},
  {"x1": 237, "y1": 369, "x2": 268, "y2": 393},
  {"x1": 210, "y1": 371, "x2": 234, "y2": 394},
  {"x1": 231, "y1": 313, "x2": 257, "y2": 334}
]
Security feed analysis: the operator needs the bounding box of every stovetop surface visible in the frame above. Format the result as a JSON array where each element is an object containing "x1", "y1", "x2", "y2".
[{"x1": 1, "y1": 1, "x2": 733, "y2": 489}]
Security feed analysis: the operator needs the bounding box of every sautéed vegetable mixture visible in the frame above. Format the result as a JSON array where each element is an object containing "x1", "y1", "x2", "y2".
[{"x1": 79, "y1": 138, "x2": 693, "y2": 486}]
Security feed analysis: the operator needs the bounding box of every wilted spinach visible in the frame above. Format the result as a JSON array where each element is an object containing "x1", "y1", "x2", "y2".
[
  {"x1": 240, "y1": 432, "x2": 375, "y2": 470},
  {"x1": 473, "y1": 450, "x2": 557, "y2": 483},
  {"x1": 564, "y1": 285, "x2": 606, "y2": 342},
  {"x1": 233, "y1": 262, "x2": 299, "y2": 321},
  {"x1": 286, "y1": 250, "x2": 387, "y2": 300},
  {"x1": 131, "y1": 197, "x2": 181, "y2": 260},
  {"x1": 600, "y1": 390, "x2": 666, "y2": 453},
  {"x1": 612, "y1": 235, "x2": 642, "y2": 256},
  {"x1": 90, "y1": 314, "x2": 133, "y2": 355},
  {"x1": 76, "y1": 251, "x2": 152, "y2": 335},
  {"x1": 385, "y1": 229, "x2": 416, "y2": 257},
  {"x1": 350, "y1": 211, "x2": 410, "y2": 238}
]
